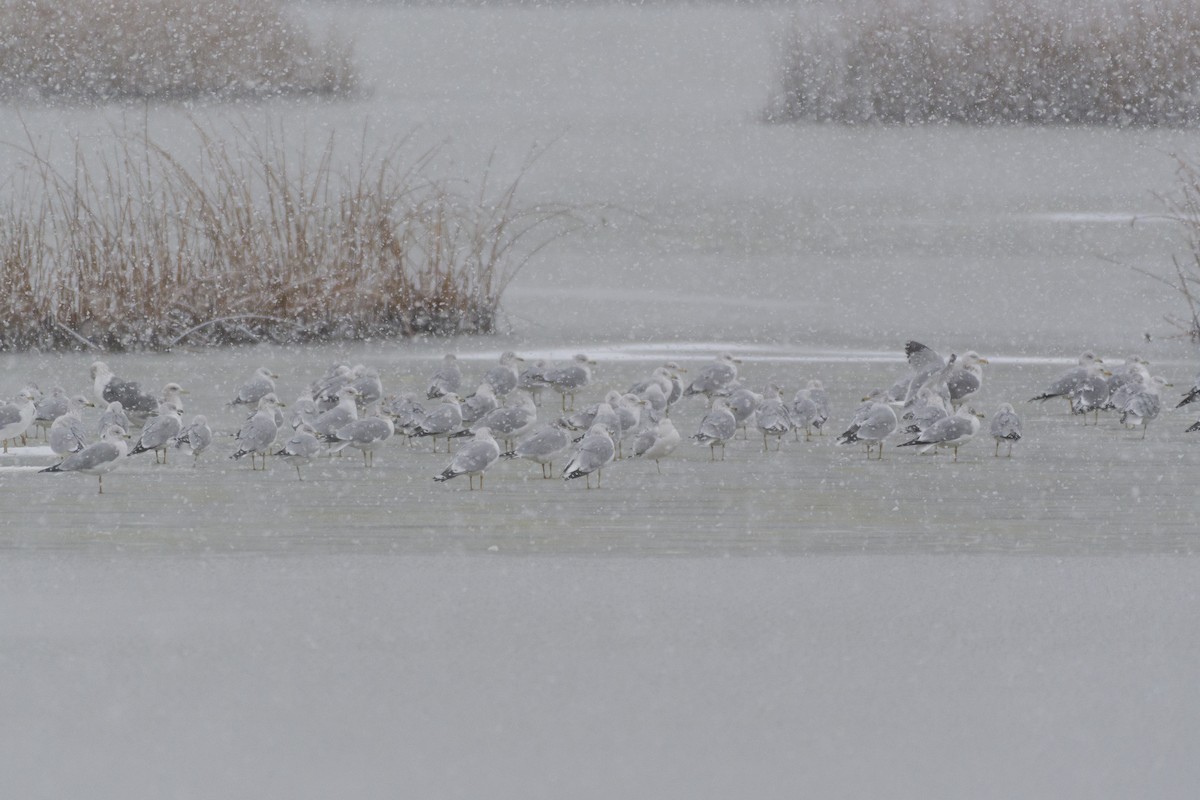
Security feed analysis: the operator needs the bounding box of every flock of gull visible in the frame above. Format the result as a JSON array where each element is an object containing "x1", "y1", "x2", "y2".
[{"x1": 0, "y1": 341, "x2": 1189, "y2": 494}]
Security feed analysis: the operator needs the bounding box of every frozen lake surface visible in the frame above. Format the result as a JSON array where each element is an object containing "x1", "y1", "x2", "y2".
[{"x1": 3, "y1": 2, "x2": 1200, "y2": 797}]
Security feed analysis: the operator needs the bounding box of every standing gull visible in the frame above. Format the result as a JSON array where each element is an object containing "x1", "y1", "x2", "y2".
[
  {"x1": 755, "y1": 383, "x2": 793, "y2": 451},
  {"x1": 90, "y1": 361, "x2": 158, "y2": 422},
  {"x1": 427, "y1": 354, "x2": 463, "y2": 400},
  {"x1": 1119, "y1": 376, "x2": 1168, "y2": 439},
  {"x1": 411, "y1": 395, "x2": 463, "y2": 452},
  {"x1": 946, "y1": 351, "x2": 989, "y2": 408},
  {"x1": 48, "y1": 396, "x2": 94, "y2": 459},
  {"x1": 97, "y1": 401, "x2": 131, "y2": 438},
  {"x1": 502, "y1": 419, "x2": 571, "y2": 478},
  {"x1": 274, "y1": 424, "x2": 323, "y2": 481},
  {"x1": 630, "y1": 415, "x2": 681, "y2": 473},
  {"x1": 898, "y1": 407, "x2": 984, "y2": 461},
  {"x1": 691, "y1": 397, "x2": 737, "y2": 461},
  {"x1": 323, "y1": 412, "x2": 395, "y2": 468},
  {"x1": 1029, "y1": 352, "x2": 1103, "y2": 406},
  {"x1": 563, "y1": 423, "x2": 615, "y2": 488},
  {"x1": 40, "y1": 425, "x2": 129, "y2": 494},
  {"x1": 128, "y1": 403, "x2": 184, "y2": 464},
  {"x1": 683, "y1": 353, "x2": 741, "y2": 402},
  {"x1": 484, "y1": 351, "x2": 524, "y2": 397},
  {"x1": 230, "y1": 394, "x2": 284, "y2": 469},
  {"x1": 0, "y1": 390, "x2": 37, "y2": 453},
  {"x1": 434, "y1": 427, "x2": 500, "y2": 489},
  {"x1": 229, "y1": 367, "x2": 278, "y2": 408},
  {"x1": 542, "y1": 354, "x2": 596, "y2": 411},
  {"x1": 837, "y1": 402, "x2": 897, "y2": 459},
  {"x1": 173, "y1": 415, "x2": 214, "y2": 467},
  {"x1": 989, "y1": 403, "x2": 1022, "y2": 457},
  {"x1": 32, "y1": 387, "x2": 69, "y2": 440}
]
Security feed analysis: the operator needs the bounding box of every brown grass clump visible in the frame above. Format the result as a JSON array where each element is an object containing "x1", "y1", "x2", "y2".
[
  {"x1": 0, "y1": 0, "x2": 355, "y2": 102},
  {"x1": 0, "y1": 122, "x2": 576, "y2": 350},
  {"x1": 766, "y1": 0, "x2": 1200, "y2": 127},
  {"x1": 1137, "y1": 157, "x2": 1200, "y2": 342}
]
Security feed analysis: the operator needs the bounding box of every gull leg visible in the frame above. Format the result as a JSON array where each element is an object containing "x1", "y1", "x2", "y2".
[
  {"x1": 995, "y1": 440, "x2": 1000, "y2": 457},
  {"x1": 655, "y1": 459, "x2": 662, "y2": 474},
  {"x1": 98, "y1": 474, "x2": 104, "y2": 494},
  {"x1": 296, "y1": 465, "x2": 303, "y2": 481}
]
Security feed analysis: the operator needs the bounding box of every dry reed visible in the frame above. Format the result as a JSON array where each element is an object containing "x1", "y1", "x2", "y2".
[
  {"x1": 766, "y1": 0, "x2": 1200, "y2": 126},
  {"x1": 0, "y1": 122, "x2": 576, "y2": 350},
  {"x1": 0, "y1": 0, "x2": 355, "y2": 102},
  {"x1": 1135, "y1": 157, "x2": 1200, "y2": 342}
]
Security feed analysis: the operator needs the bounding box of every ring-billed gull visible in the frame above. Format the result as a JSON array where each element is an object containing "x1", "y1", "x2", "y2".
[
  {"x1": 1106, "y1": 356, "x2": 1150, "y2": 398},
  {"x1": 691, "y1": 397, "x2": 737, "y2": 461},
  {"x1": 485, "y1": 352, "x2": 525, "y2": 397},
  {"x1": 837, "y1": 402, "x2": 897, "y2": 459},
  {"x1": 97, "y1": 401, "x2": 131, "y2": 438},
  {"x1": 90, "y1": 361, "x2": 161, "y2": 422},
  {"x1": 32, "y1": 387, "x2": 68, "y2": 440},
  {"x1": 517, "y1": 359, "x2": 551, "y2": 406},
  {"x1": 312, "y1": 364, "x2": 353, "y2": 411},
  {"x1": 311, "y1": 387, "x2": 360, "y2": 439},
  {"x1": 1176, "y1": 370, "x2": 1200, "y2": 409},
  {"x1": 348, "y1": 365, "x2": 384, "y2": 409},
  {"x1": 898, "y1": 407, "x2": 983, "y2": 461},
  {"x1": 229, "y1": 367, "x2": 278, "y2": 407},
  {"x1": 411, "y1": 394, "x2": 463, "y2": 452},
  {"x1": 542, "y1": 354, "x2": 596, "y2": 411},
  {"x1": 427, "y1": 354, "x2": 463, "y2": 400},
  {"x1": 0, "y1": 389, "x2": 37, "y2": 453},
  {"x1": 989, "y1": 403, "x2": 1022, "y2": 457},
  {"x1": 173, "y1": 415, "x2": 213, "y2": 467},
  {"x1": 791, "y1": 383, "x2": 835, "y2": 441},
  {"x1": 754, "y1": 383, "x2": 792, "y2": 451},
  {"x1": 48, "y1": 396, "x2": 93, "y2": 459},
  {"x1": 630, "y1": 415, "x2": 680, "y2": 472},
  {"x1": 460, "y1": 383, "x2": 499, "y2": 426},
  {"x1": 288, "y1": 393, "x2": 321, "y2": 432},
  {"x1": 434, "y1": 426, "x2": 500, "y2": 489},
  {"x1": 1068, "y1": 367, "x2": 1111, "y2": 424},
  {"x1": 891, "y1": 341, "x2": 945, "y2": 405},
  {"x1": 726, "y1": 383, "x2": 762, "y2": 440},
  {"x1": 683, "y1": 353, "x2": 741, "y2": 402},
  {"x1": 901, "y1": 387, "x2": 950, "y2": 435},
  {"x1": 274, "y1": 424, "x2": 322, "y2": 481},
  {"x1": 455, "y1": 391, "x2": 537, "y2": 449},
  {"x1": 560, "y1": 390, "x2": 620, "y2": 433},
  {"x1": 157, "y1": 382, "x2": 188, "y2": 415},
  {"x1": 1119, "y1": 375, "x2": 1168, "y2": 438},
  {"x1": 563, "y1": 423, "x2": 615, "y2": 488},
  {"x1": 1029, "y1": 352, "x2": 1104, "y2": 405},
  {"x1": 40, "y1": 424, "x2": 129, "y2": 493},
  {"x1": 383, "y1": 393, "x2": 425, "y2": 440},
  {"x1": 128, "y1": 402, "x2": 184, "y2": 464},
  {"x1": 323, "y1": 412, "x2": 395, "y2": 467},
  {"x1": 946, "y1": 351, "x2": 988, "y2": 408},
  {"x1": 502, "y1": 419, "x2": 571, "y2": 478},
  {"x1": 230, "y1": 394, "x2": 284, "y2": 469}
]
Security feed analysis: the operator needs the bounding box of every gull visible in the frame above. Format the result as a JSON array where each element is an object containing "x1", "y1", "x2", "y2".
[
  {"x1": 1176, "y1": 370, "x2": 1200, "y2": 409},
  {"x1": 560, "y1": 390, "x2": 622, "y2": 432},
  {"x1": 90, "y1": 361, "x2": 159, "y2": 421},
  {"x1": 636, "y1": 382, "x2": 669, "y2": 416},
  {"x1": 312, "y1": 364, "x2": 353, "y2": 411},
  {"x1": 229, "y1": 367, "x2": 278, "y2": 407},
  {"x1": 1069, "y1": 367, "x2": 1111, "y2": 424},
  {"x1": 683, "y1": 353, "x2": 741, "y2": 402},
  {"x1": 310, "y1": 387, "x2": 360, "y2": 440},
  {"x1": 517, "y1": 359, "x2": 551, "y2": 406},
  {"x1": 612, "y1": 393, "x2": 644, "y2": 456},
  {"x1": 946, "y1": 351, "x2": 989, "y2": 408},
  {"x1": 1103, "y1": 371, "x2": 1145, "y2": 416},
  {"x1": 434, "y1": 426, "x2": 500, "y2": 489},
  {"x1": 754, "y1": 383, "x2": 792, "y2": 451},
  {"x1": 502, "y1": 419, "x2": 571, "y2": 478},
  {"x1": 1029, "y1": 352, "x2": 1104, "y2": 405},
  {"x1": 230, "y1": 394, "x2": 284, "y2": 469},
  {"x1": 172, "y1": 415, "x2": 213, "y2": 467},
  {"x1": 1119, "y1": 376, "x2": 1168, "y2": 438},
  {"x1": 901, "y1": 387, "x2": 950, "y2": 435},
  {"x1": 630, "y1": 416, "x2": 681, "y2": 472},
  {"x1": 456, "y1": 391, "x2": 537, "y2": 449},
  {"x1": 323, "y1": 412, "x2": 395, "y2": 467},
  {"x1": 40, "y1": 425, "x2": 129, "y2": 494},
  {"x1": 48, "y1": 396, "x2": 94, "y2": 459},
  {"x1": 348, "y1": 365, "x2": 384, "y2": 410},
  {"x1": 563, "y1": 423, "x2": 615, "y2": 488},
  {"x1": 274, "y1": 424, "x2": 323, "y2": 481},
  {"x1": 460, "y1": 382, "x2": 499, "y2": 426},
  {"x1": 890, "y1": 341, "x2": 945, "y2": 405},
  {"x1": 427, "y1": 354, "x2": 463, "y2": 400},
  {"x1": 411, "y1": 394, "x2": 463, "y2": 452},
  {"x1": 542, "y1": 354, "x2": 596, "y2": 411},
  {"x1": 837, "y1": 401, "x2": 897, "y2": 459},
  {"x1": 288, "y1": 393, "x2": 321, "y2": 432},
  {"x1": 383, "y1": 393, "x2": 425, "y2": 439},
  {"x1": 989, "y1": 403, "x2": 1022, "y2": 457},
  {"x1": 726, "y1": 383, "x2": 762, "y2": 440},
  {"x1": 1107, "y1": 356, "x2": 1150, "y2": 399},
  {"x1": 157, "y1": 382, "x2": 188, "y2": 415},
  {"x1": 0, "y1": 390, "x2": 37, "y2": 453},
  {"x1": 691, "y1": 397, "x2": 737, "y2": 461},
  {"x1": 898, "y1": 407, "x2": 983, "y2": 461},
  {"x1": 32, "y1": 387, "x2": 69, "y2": 439},
  {"x1": 97, "y1": 401, "x2": 131, "y2": 438},
  {"x1": 484, "y1": 351, "x2": 524, "y2": 397},
  {"x1": 128, "y1": 403, "x2": 183, "y2": 464},
  {"x1": 791, "y1": 384, "x2": 837, "y2": 441}
]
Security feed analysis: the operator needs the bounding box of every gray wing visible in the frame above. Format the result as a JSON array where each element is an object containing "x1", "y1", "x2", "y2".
[
  {"x1": 484, "y1": 366, "x2": 517, "y2": 395},
  {"x1": 0, "y1": 404, "x2": 20, "y2": 426},
  {"x1": 548, "y1": 365, "x2": 588, "y2": 391},
  {"x1": 338, "y1": 417, "x2": 392, "y2": 445},
  {"x1": 480, "y1": 406, "x2": 533, "y2": 435},
  {"x1": 699, "y1": 409, "x2": 737, "y2": 440},
  {"x1": 50, "y1": 417, "x2": 88, "y2": 454},
  {"x1": 451, "y1": 440, "x2": 499, "y2": 474},
  {"x1": 61, "y1": 441, "x2": 121, "y2": 472},
  {"x1": 575, "y1": 432, "x2": 615, "y2": 467},
  {"x1": 857, "y1": 406, "x2": 897, "y2": 440},
  {"x1": 104, "y1": 378, "x2": 157, "y2": 414},
  {"x1": 281, "y1": 431, "x2": 321, "y2": 459},
  {"x1": 1122, "y1": 391, "x2": 1162, "y2": 422},
  {"x1": 905, "y1": 341, "x2": 944, "y2": 371},
  {"x1": 946, "y1": 370, "x2": 981, "y2": 401},
  {"x1": 756, "y1": 400, "x2": 792, "y2": 434},
  {"x1": 990, "y1": 411, "x2": 1021, "y2": 440},
  {"x1": 518, "y1": 426, "x2": 568, "y2": 458},
  {"x1": 312, "y1": 407, "x2": 355, "y2": 435},
  {"x1": 421, "y1": 404, "x2": 461, "y2": 434},
  {"x1": 920, "y1": 415, "x2": 975, "y2": 444},
  {"x1": 237, "y1": 414, "x2": 277, "y2": 451},
  {"x1": 35, "y1": 395, "x2": 68, "y2": 422},
  {"x1": 139, "y1": 415, "x2": 182, "y2": 449},
  {"x1": 235, "y1": 376, "x2": 274, "y2": 405}
]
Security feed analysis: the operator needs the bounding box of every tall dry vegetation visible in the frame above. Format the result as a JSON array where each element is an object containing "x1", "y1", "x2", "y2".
[
  {"x1": 766, "y1": 0, "x2": 1200, "y2": 126},
  {"x1": 0, "y1": 0, "x2": 354, "y2": 102},
  {"x1": 0, "y1": 124, "x2": 575, "y2": 350},
  {"x1": 1138, "y1": 157, "x2": 1200, "y2": 343}
]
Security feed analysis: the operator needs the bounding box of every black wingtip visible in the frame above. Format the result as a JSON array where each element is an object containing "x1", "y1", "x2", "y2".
[{"x1": 39, "y1": 464, "x2": 62, "y2": 473}]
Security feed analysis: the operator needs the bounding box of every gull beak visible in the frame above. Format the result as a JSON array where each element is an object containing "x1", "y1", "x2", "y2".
[
  {"x1": 1102, "y1": 369, "x2": 1113, "y2": 377},
  {"x1": 978, "y1": 358, "x2": 990, "y2": 365}
]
